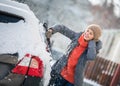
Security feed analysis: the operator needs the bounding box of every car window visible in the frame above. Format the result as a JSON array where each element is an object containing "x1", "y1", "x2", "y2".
[{"x1": 0, "y1": 11, "x2": 24, "y2": 23}]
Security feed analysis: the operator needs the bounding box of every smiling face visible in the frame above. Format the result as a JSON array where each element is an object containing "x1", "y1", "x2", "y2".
[{"x1": 83, "y1": 29, "x2": 94, "y2": 41}]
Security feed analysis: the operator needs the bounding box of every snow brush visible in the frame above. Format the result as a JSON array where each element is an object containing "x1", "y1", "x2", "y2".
[{"x1": 43, "y1": 22, "x2": 52, "y2": 53}]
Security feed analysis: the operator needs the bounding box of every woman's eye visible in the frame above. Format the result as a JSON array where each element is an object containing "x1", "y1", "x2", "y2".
[
  {"x1": 90, "y1": 32, "x2": 93, "y2": 35},
  {"x1": 87, "y1": 30, "x2": 89, "y2": 32}
]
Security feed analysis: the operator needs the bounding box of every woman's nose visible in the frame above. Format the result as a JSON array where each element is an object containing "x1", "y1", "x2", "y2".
[{"x1": 86, "y1": 32, "x2": 89, "y2": 35}]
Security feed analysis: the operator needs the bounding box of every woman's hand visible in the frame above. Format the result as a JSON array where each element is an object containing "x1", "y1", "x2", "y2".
[{"x1": 46, "y1": 29, "x2": 53, "y2": 38}]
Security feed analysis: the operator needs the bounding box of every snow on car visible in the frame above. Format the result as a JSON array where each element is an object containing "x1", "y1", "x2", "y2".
[{"x1": 0, "y1": 0, "x2": 52, "y2": 86}]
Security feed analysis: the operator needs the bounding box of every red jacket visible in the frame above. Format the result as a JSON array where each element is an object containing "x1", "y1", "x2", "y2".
[{"x1": 61, "y1": 34, "x2": 88, "y2": 83}]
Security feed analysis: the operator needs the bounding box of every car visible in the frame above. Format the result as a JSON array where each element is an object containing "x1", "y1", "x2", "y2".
[{"x1": 0, "y1": 0, "x2": 52, "y2": 86}]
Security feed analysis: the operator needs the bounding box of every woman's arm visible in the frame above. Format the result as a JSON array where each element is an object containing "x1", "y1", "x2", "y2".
[
  {"x1": 86, "y1": 40, "x2": 102, "y2": 60},
  {"x1": 50, "y1": 24, "x2": 77, "y2": 40},
  {"x1": 86, "y1": 40, "x2": 97, "y2": 60}
]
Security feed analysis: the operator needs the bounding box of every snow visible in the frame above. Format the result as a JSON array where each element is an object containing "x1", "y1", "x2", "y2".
[
  {"x1": 0, "y1": 21, "x2": 43, "y2": 59},
  {"x1": 88, "y1": 0, "x2": 105, "y2": 6},
  {"x1": 0, "y1": 0, "x2": 52, "y2": 86},
  {"x1": 84, "y1": 78, "x2": 102, "y2": 86},
  {"x1": 0, "y1": 0, "x2": 113, "y2": 86},
  {"x1": 113, "y1": 0, "x2": 120, "y2": 17}
]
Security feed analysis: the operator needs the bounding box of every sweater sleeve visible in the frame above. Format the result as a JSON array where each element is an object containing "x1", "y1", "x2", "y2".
[
  {"x1": 86, "y1": 40, "x2": 102, "y2": 60},
  {"x1": 86, "y1": 40, "x2": 97, "y2": 60},
  {"x1": 50, "y1": 24, "x2": 77, "y2": 40}
]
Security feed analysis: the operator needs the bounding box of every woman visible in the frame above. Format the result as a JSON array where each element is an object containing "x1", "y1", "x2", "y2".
[{"x1": 46, "y1": 24, "x2": 102, "y2": 86}]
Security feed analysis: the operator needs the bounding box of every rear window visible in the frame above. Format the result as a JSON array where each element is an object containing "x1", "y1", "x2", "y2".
[{"x1": 0, "y1": 11, "x2": 24, "y2": 23}]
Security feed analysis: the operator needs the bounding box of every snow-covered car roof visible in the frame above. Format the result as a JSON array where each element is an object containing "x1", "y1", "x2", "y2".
[
  {"x1": 0, "y1": 0, "x2": 52, "y2": 85},
  {"x1": 0, "y1": 0, "x2": 36, "y2": 22}
]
